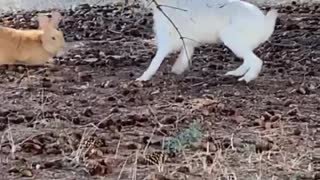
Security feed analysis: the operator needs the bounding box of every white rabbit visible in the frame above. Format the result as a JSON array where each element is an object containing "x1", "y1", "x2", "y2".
[{"x1": 137, "y1": 0, "x2": 278, "y2": 83}]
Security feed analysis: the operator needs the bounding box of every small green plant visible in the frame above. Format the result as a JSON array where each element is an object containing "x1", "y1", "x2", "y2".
[{"x1": 163, "y1": 122, "x2": 203, "y2": 154}]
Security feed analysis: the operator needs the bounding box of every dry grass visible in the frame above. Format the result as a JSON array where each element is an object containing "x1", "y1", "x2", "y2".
[{"x1": 0, "y1": 113, "x2": 316, "y2": 179}]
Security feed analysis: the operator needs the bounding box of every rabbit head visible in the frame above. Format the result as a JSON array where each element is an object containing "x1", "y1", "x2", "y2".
[{"x1": 38, "y1": 11, "x2": 65, "y2": 56}]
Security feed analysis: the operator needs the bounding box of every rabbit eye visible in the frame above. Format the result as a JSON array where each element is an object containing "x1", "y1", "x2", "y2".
[{"x1": 52, "y1": 37, "x2": 56, "y2": 40}]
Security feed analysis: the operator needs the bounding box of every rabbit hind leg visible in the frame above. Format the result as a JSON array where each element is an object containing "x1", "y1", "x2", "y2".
[{"x1": 220, "y1": 27, "x2": 263, "y2": 83}]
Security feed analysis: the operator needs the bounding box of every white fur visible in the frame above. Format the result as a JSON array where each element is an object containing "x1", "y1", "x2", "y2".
[{"x1": 137, "y1": 0, "x2": 278, "y2": 83}]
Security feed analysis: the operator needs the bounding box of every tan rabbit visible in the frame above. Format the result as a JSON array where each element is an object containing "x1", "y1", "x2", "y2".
[{"x1": 0, "y1": 11, "x2": 65, "y2": 65}]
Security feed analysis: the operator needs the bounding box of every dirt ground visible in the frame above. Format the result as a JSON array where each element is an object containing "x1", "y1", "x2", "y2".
[{"x1": 0, "y1": 2, "x2": 320, "y2": 180}]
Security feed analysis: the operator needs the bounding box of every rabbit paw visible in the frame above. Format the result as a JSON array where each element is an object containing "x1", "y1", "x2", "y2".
[
  {"x1": 136, "y1": 74, "x2": 151, "y2": 81},
  {"x1": 171, "y1": 60, "x2": 189, "y2": 75},
  {"x1": 238, "y1": 69, "x2": 259, "y2": 83},
  {"x1": 237, "y1": 58, "x2": 263, "y2": 83},
  {"x1": 44, "y1": 63, "x2": 55, "y2": 68},
  {"x1": 225, "y1": 65, "x2": 249, "y2": 77},
  {"x1": 171, "y1": 65, "x2": 186, "y2": 75}
]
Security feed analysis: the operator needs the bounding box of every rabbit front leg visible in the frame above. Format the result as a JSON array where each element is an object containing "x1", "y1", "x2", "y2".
[
  {"x1": 136, "y1": 48, "x2": 171, "y2": 81},
  {"x1": 171, "y1": 44, "x2": 195, "y2": 75},
  {"x1": 136, "y1": 19, "x2": 181, "y2": 81}
]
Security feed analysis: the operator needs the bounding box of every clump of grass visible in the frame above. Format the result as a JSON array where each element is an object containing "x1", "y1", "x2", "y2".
[{"x1": 163, "y1": 122, "x2": 203, "y2": 154}]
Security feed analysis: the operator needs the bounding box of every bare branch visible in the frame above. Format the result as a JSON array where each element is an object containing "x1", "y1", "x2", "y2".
[
  {"x1": 150, "y1": 0, "x2": 193, "y2": 66},
  {"x1": 158, "y1": 5, "x2": 187, "y2": 12}
]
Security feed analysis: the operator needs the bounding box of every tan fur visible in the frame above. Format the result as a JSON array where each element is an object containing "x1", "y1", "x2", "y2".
[{"x1": 0, "y1": 11, "x2": 65, "y2": 65}]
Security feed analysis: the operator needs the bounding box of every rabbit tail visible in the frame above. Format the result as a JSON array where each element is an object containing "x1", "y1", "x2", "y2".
[{"x1": 263, "y1": 9, "x2": 278, "y2": 41}]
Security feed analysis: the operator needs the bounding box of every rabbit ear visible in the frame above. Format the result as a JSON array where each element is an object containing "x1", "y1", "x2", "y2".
[
  {"x1": 37, "y1": 15, "x2": 50, "y2": 29},
  {"x1": 49, "y1": 11, "x2": 62, "y2": 28}
]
